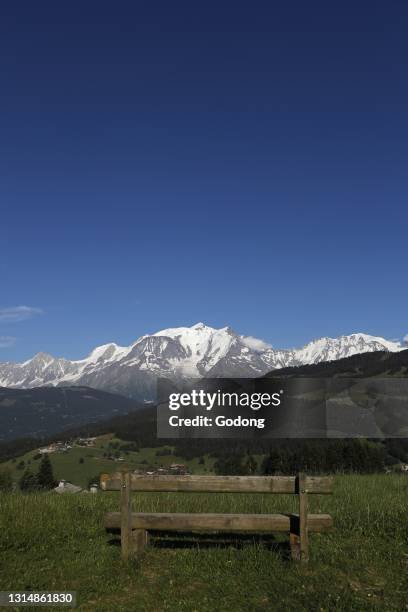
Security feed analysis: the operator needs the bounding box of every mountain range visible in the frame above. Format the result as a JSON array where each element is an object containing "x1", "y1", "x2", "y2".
[
  {"x1": 0, "y1": 323, "x2": 404, "y2": 400},
  {"x1": 0, "y1": 386, "x2": 141, "y2": 442},
  {"x1": 1, "y1": 344, "x2": 408, "y2": 443}
]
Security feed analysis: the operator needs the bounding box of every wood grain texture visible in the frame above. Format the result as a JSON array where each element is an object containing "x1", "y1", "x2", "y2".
[
  {"x1": 120, "y1": 471, "x2": 132, "y2": 560},
  {"x1": 132, "y1": 528, "x2": 149, "y2": 554},
  {"x1": 298, "y1": 472, "x2": 309, "y2": 563},
  {"x1": 100, "y1": 473, "x2": 333, "y2": 494},
  {"x1": 289, "y1": 532, "x2": 301, "y2": 561},
  {"x1": 104, "y1": 511, "x2": 333, "y2": 533}
]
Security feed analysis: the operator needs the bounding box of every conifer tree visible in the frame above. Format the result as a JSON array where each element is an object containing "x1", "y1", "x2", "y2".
[
  {"x1": 37, "y1": 454, "x2": 56, "y2": 489},
  {"x1": 19, "y1": 469, "x2": 38, "y2": 491}
]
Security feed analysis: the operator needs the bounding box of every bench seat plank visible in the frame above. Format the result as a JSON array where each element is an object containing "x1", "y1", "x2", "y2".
[{"x1": 104, "y1": 511, "x2": 333, "y2": 533}]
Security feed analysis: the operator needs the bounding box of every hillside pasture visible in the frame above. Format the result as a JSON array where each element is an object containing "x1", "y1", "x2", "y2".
[{"x1": 2, "y1": 437, "x2": 215, "y2": 488}]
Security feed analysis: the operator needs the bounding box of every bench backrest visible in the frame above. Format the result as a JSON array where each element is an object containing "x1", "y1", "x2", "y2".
[{"x1": 100, "y1": 473, "x2": 333, "y2": 494}]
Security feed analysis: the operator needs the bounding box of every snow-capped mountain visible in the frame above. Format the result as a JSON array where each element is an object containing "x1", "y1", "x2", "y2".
[{"x1": 0, "y1": 323, "x2": 404, "y2": 400}]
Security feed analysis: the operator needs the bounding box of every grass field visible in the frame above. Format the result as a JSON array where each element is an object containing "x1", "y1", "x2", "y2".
[{"x1": 0, "y1": 474, "x2": 407, "y2": 611}]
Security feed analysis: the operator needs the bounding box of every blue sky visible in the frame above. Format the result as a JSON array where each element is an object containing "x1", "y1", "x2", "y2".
[{"x1": 1, "y1": 0, "x2": 407, "y2": 361}]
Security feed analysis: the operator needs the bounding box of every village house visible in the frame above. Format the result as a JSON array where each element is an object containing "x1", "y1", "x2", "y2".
[
  {"x1": 75, "y1": 437, "x2": 97, "y2": 447},
  {"x1": 39, "y1": 441, "x2": 71, "y2": 454},
  {"x1": 169, "y1": 463, "x2": 189, "y2": 475},
  {"x1": 54, "y1": 479, "x2": 82, "y2": 494}
]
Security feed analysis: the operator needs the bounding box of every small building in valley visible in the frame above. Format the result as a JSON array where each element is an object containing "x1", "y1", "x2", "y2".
[{"x1": 54, "y1": 479, "x2": 82, "y2": 494}]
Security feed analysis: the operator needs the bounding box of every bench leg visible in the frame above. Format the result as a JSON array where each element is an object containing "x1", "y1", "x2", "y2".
[
  {"x1": 132, "y1": 528, "x2": 149, "y2": 554},
  {"x1": 121, "y1": 471, "x2": 132, "y2": 561},
  {"x1": 289, "y1": 532, "x2": 301, "y2": 561},
  {"x1": 298, "y1": 472, "x2": 309, "y2": 563},
  {"x1": 289, "y1": 473, "x2": 309, "y2": 562}
]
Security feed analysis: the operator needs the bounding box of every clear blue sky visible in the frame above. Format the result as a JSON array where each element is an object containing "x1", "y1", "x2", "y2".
[{"x1": 1, "y1": 0, "x2": 407, "y2": 361}]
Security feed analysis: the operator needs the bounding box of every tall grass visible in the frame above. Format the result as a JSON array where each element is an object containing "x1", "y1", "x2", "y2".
[{"x1": 0, "y1": 474, "x2": 407, "y2": 611}]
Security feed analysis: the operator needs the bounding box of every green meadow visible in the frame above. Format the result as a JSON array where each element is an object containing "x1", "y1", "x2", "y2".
[
  {"x1": 2, "y1": 435, "x2": 215, "y2": 488},
  {"x1": 0, "y1": 474, "x2": 407, "y2": 611}
]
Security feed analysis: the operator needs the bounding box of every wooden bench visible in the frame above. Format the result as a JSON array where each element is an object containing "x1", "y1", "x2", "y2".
[{"x1": 100, "y1": 472, "x2": 333, "y2": 563}]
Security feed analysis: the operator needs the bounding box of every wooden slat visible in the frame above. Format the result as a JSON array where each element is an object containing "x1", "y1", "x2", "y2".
[
  {"x1": 104, "y1": 511, "x2": 333, "y2": 533},
  {"x1": 100, "y1": 473, "x2": 333, "y2": 494}
]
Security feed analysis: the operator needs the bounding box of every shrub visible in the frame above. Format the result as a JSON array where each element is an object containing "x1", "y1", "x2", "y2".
[
  {"x1": 19, "y1": 470, "x2": 38, "y2": 491},
  {"x1": 0, "y1": 468, "x2": 13, "y2": 491}
]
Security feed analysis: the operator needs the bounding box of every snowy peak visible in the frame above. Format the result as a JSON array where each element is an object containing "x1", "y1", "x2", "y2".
[
  {"x1": 0, "y1": 324, "x2": 404, "y2": 399},
  {"x1": 191, "y1": 322, "x2": 208, "y2": 330},
  {"x1": 294, "y1": 333, "x2": 402, "y2": 365},
  {"x1": 341, "y1": 333, "x2": 402, "y2": 352},
  {"x1": 83, "y1": 342, "x2": 131, "y2": 365},
  {"x1": 23, "y1": 352, "x2": 54, "y2": 367},
  {"x1": 151, "y1": 322, "x2": 238, "y2": 376}
]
